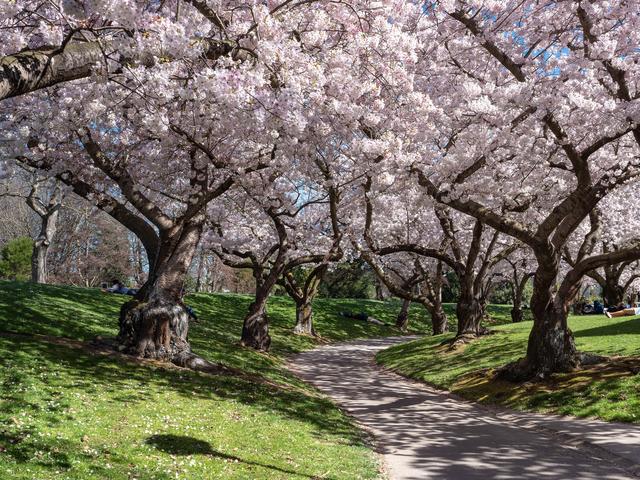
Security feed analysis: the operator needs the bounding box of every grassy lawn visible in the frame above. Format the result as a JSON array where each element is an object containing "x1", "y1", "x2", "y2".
[
  {"x1": 377, "y1": 311, "x2": 640, "y2": 423},
  {"x1": 0, "y1": 280, "x2": 438, "y2": 480}
]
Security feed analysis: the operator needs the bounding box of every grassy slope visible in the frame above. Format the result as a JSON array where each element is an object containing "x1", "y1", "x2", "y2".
[
  {"x1": 377, "y1": 312, "x2": 640, "y2": 423},
  {"x1": 0, "y1": 281, "x2": 434, "y2": 480}
]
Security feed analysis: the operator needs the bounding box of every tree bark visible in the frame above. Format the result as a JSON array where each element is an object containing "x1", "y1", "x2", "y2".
[
  {"x1": 281, "y1": 264, "x2": 328, "y2": 338},
  {"x1": 499, "y1": 260, "x2": 582, "y2": 381},
  {"x1": 511, "y1": 306, "x2": 524, "y2": 323},
  {"x1": 429, "y1": 305, "x2": 449, "y2": 335},
  {"x1": 502, "y1": 305, "x2": 579, "y2": 381},
  {"x1": 293, "y1": 299, "x2": 316, "y2": 336},
  {"x1": 31, "y1": 240, "x2": 50, "y2": 284},
  {"x1": 0, "y1": 43, "x2": 106, "y2": 101},
  {"x1": 195, "y1": 247, "x2": 205, "y2": 293},
  {"x1": 395, "y1": 299, "x2": 411, "y2": 331},
  {"x1": 241, "y1": 287, "x2": 271, "y2": 350},
  {"x1": 117, "y1": 218, "x2": 203, "y2": 365},
  {"x1": 31, "y1": 209, "x2": 59, "y2": 283},
  {"x1": 511, "y1": 283, "x2": 525, "y2": 323},
  {"x1": 455, "y1": 295, "x2": 484, "y2": 337},
  {"x1": 602, "y1": 281, "x2": 625, "y2": 307},
  {"x1": 27, "y1": 183, "x2": 62, "y2": 284}
]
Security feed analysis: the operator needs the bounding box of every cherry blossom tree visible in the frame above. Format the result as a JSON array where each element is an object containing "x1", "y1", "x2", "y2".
[
  {"x1": 2, "y1": 0, "x2": 422, "y2": 365},
  {"x1": 566, "y1": 186, "x2": 640, "y2": 307},
  {"x1": 210, "y1": 171, "x2": 341, "y2": 349},
  {"x1": 405, "y1": 1, "x2": 640, "y2": 378},
  {"x1": 355, "y1": 179, "x2": 517, "y2": 341},
  {"x1": 500, "y1": 255, "x2": 536, "y2": 323},
  {"x1": 365, "y1": 253, "x2": 449, "y2": 334}
]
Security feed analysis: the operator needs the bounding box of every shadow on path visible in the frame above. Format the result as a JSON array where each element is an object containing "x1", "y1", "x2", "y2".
[{"x1": 288, "y1": 337, "x2": 640, "y2": 480}]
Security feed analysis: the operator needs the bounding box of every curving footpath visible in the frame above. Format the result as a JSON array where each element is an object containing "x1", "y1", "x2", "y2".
[{"x1": 288, "y1": 337, "x2": 640, "y2": 480}]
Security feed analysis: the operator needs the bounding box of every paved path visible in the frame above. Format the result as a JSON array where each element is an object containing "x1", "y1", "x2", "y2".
[{"x1": 288, "y1": 337, "x2": 640, "y2": 480}]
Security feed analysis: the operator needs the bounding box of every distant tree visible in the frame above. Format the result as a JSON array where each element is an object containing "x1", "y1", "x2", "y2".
[
  {"x1": 47, "y1": 201, "x2": 134, "y2": 287},
  {"x1": 441, "y1": 271, "x2": 460, "y2": 304},
  {"x1": 489, "y1": 281, "x2": 514, "y2": 305},
  {"x1": 0, "y1": 237, "x2": 33, "y2": 280},
  {"x1": 25, "y1": 177, "x2": 63, "y2": 284},
  {"x1": 319, "y1": 261, "x2": 376, "y2": 299}
]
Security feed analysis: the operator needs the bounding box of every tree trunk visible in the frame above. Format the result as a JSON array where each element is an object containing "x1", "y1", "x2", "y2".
[
  {"x1": 511, "y1": 307, "x2": 524, "y2": 323},
  {"x1": 602, "y1": 282, "x2": 625, "y2": 307},
  {"x1": 511, "y1": 288, "x2": 524, "y2": 323},
  {"x1": 31, "y1": 240, "x2": 49, "y2": 283},
  {"x1": 499, "y1": 262, "x2": 583, "y2": 381},
  {"x1": 501, "y1": 305, "x2": 578, "y2": 381},
  {"x1": 374, "y1": 276, "x2": 388, "y2": 300},
  {"x1": 116, "y1": 218, "x2": 203, "y2": 366},
  {"x1": 241, "y1": 288, "x2": 271, "y2": 350},
  {"x1": 293, "y1": 299, "x2": 316, "y2": 336},
  {"x1": 195, "y1": 248, "x2": 205, "y2": 293},
  {"x1": 395, "y1": 299, "x2": 411, "y2": 331},
  {"x1": 118, "y1": 295, "x2": 191, "y2": 360},
  {"x1": 430, "y1": 306, "x2": 449, "y2": 335},
  {"x1": 455, "y1": 295, "x2": 484, "y2": 337},
  {"x1": 30, "y1": 210, "x2": 59, "y2": 283}
]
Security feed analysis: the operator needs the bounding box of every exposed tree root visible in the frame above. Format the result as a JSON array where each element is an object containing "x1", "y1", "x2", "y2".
[
  {"x1": 442, "y1": 328, "x2": 493, "y2": 352},
  {"x1": 495, "y1": 351, "x2": 611, "y2": 383},
  {"x1": 457, "y1": 355, "x2": 640, "y2": 403},
  {"x1": 578, "y1": 352, "x2": 608, "y2": 366}
]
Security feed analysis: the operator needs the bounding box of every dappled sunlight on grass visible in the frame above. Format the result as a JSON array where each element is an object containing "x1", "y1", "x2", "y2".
[
  {"x1": 0, "y1": 281, "x2": 434, "y2": 389},
  {"x1": 378, "y1": 314, "x2": 640, "y2": 423},
  {"x1": 0, "y1": 335, "x2": 380, "y2": 479},
  {"x1": 0, "y1": 281, "x2": 416, "y2": 479}
]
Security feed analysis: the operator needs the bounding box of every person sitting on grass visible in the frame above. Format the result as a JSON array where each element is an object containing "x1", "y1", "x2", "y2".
[
  {"x1": 103, "y1": 279, "x2": 138, "y2": 296},
  {"x1": 339, "y1": 310, "x2": 386, "y2": 325},
  {"x1": 604, "y1": 304, "x2": 640, "y2": 318}
]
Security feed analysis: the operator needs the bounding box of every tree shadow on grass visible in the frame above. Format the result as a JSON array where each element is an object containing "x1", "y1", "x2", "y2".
[
  {"x1": 146, "y1": 434, "x2": 334, "y2": 479},
  {"x1": 0, "y1": 336, "x2": 367, "y2": 448},
  {"x1": 574, "y1": 317, "x2": 640, "y2": 337},
  {"x1": 0, "y1": 428, "x2": 73, "y2": 469},
  {"x1": 0, "y1": 281, "x2": 121, "y2": 340}
]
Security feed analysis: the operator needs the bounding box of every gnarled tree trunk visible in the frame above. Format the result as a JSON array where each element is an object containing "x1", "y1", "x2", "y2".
[
  {"x1": 455, "y1": 294, "x2": 484, "y2": 337},
  {"x1": 283, "y1": 265, "x2": 327, "y2": 338},
  {"x1": 499, "y1": 261, "x2": 583, "y2": 381},
  {"x1": 523, "y1": 306, "x2": 578, "y2": 375},
  {"x1": 117, "y1": 218, "x2": 203, "y2": 366},
  {"x1": 241, "y1": 286, "x2": 271, "y2": 350},
  {"x1": 602, "y1": 281, "x2": 625, "y2": 308}
]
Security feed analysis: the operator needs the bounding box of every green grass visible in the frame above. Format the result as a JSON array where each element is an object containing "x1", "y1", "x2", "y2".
[
  {"x1": 377, "y1": 311, "x2": 640, "y2": 423},
  {"x1": 0, "y1": 282, "x2": 437, "y2": 385},
  {"x1": 0, "y1": 280, "x2": 438, "y2": 479}
]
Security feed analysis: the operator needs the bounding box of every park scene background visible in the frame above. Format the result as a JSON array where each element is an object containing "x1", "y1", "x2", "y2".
[{"x1": 1, "y1": 0, "x2": 640, "y2": 479}]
